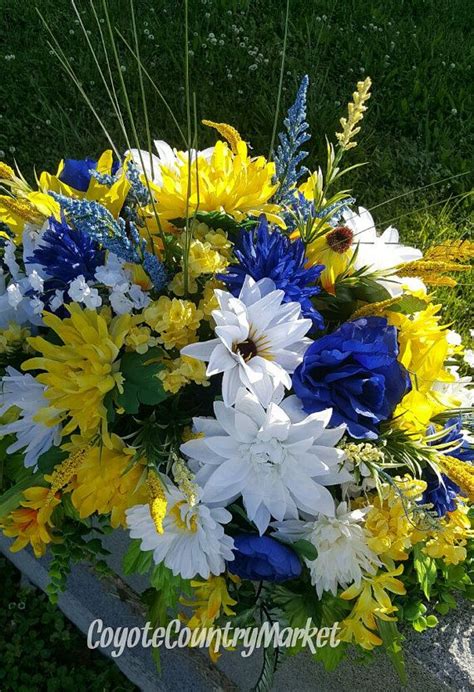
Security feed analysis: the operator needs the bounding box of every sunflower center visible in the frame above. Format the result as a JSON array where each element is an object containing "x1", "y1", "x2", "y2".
[
  {"x1": 326, "y1": 226, "x2": 354, "y2": 254},
  {"x1": 236, "y1": 338, "x2": 258, "y2": 361}
]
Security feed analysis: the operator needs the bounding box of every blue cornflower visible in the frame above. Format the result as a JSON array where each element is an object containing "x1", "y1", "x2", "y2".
[
  {"x1": 421, "y1": 470, "x2": 460, "y2": 517},
  {"x1": 220, "y1": 216, "x2": 324, "y2": 329},
  {"x1": 27, "y1": 216, "x2": 105, "y2": 305}
]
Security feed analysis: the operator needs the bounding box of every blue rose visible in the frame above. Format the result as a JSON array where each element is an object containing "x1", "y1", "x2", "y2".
[
  {"x1": 292, "y1": 316, "x2": 411, "y2": 439},
  {"x1": 227, "y1": 534, "x2": 301, "y2": 582},
  {"x1": 59, "y1": 158, "x2": 98, "y2": 192},
  {"x1": 421, "y1": 470, "x2": 460, "y2": 517}
]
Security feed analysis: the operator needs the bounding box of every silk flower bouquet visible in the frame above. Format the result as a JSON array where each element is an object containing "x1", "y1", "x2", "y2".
[{"x1": 0, "y1": 36, "x2": 473, "y2": 686}]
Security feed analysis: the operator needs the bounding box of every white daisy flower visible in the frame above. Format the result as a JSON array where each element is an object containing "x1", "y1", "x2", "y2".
[
  {"x1": 273, "y1": 501, "x2": 381, "y2": 597},
  {"x1": 180, "y1": 389, "x2": 350, "y2": 535},
  {"x1": 126, "y1": 485, "x2": 234, "y2": 580},
  {"x1": 182, "y1": 276, "x2": 312, "y2": 407},
  {"x1": 0, "y1": 367, "x2": 62, "y2": 469},
  {"x1": 342, "y1": 207, "x2": 422, "y2": 296}
]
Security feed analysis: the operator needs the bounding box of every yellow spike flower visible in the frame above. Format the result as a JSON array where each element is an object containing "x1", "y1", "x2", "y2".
[
  {"x1": 23, "y1": 304, "x2": 132, "y2": 442},
  {"x1": 423, "y1": 240, "x2": 474, "y2": 263},
  {"x1": 202, "y1": 120, "x2": 242, "y2": 154},
  {"x1": 173, "y1": 457, "x2": 199, "y2": 508},
  {"x1": 66, "y1": 435, "x2": 148, "y2": 528},
  {"x1": 0, "y1": 487, "x2": 61, "y2": 558},
  {"x1": 44, "y1": 444, "x2": 91, "y2": 505},
  {"x1": 336, "y1": 77, "x2": 372, "y2": 150},
  {"x1": 397, "y1": 259, "x2": 471, "y2": 287},
  {"x1": 0, "y1": 162, "x2": 15, "y2": 181},
  {"x1": 147, "y1": 469, "x2": 168, "y2": 535},
  {"x1": 437, "y1": 456, "x2": 474, "y2": 501},
  {"x1": 143, "y1": 296, "x2": 203, "y2": 350},
  {"x1": 144, "y1": 140, "x2": 282, "y2": 230}
]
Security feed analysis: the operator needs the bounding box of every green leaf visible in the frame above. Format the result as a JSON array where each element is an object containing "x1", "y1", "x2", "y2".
[
  {"x1": 122, "y1": 538, "x2": 153, "y2": 575},
  {"x1": 252, "y1": 638, "x2": 278, "y2": 692},
  {"x1": 376, "y1": 618, "x2": 406, "y2": 684},
  {"x1": 413, "y1": 544, "x2": 437, "y2": 599},
  {"x1": 116, "y1": 348, "x2": 169, "y2": 414},
  {"x1": 352, "y1": 278, "x2": 392, "y2": 303},
  {"x1": 313, "y1": 641, "x2": 348, "y2": 671},
  {"x1": 37, "y1": 445, "x2": 68, "y2": 475},
  {"x1": 385, "y1": 294, "x2": 428, "y2": 315},
  {"x1": 292, "y1": 539, "x2": 317, "y2": 562}
]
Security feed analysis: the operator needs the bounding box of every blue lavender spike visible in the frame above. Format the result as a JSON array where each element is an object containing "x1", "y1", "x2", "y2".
[{"x1": 274, "y1": 75, "x2": 311, "y2": 206}]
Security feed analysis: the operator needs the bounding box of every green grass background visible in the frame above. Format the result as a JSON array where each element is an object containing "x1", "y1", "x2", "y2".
[
  {"x1": 0, "y1": 0, "x2": 472, "y2": 684},
  {"x1": 0, "y1": 0, "x2": 472, "y2": 332}
]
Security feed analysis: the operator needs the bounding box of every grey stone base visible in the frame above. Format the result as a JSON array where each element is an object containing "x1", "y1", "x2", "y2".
[{"x1": 1, "y1": 531, "x2": 472, "y2": 691}]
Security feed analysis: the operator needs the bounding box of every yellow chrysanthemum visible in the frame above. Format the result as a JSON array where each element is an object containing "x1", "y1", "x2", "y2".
[
  {"x1": 339, "y1": 565, "x2": 406, "y2": 650},
  {"x1": 424, "y1": 503, "x2": 473, "y2": 565},
  {"x1": 362, "y1": 476, "x2": 427, "y2": 561},
  {"x1": 144, "y1": 140, "x2": 282, "y2": 230},
  {"x1": 38, "y1": 149, "x2": 131, "y2": 219},
  {"x1": 66, "y1": 435, "x2": 148, "y2": 528},
  {"x1": 143, "y1": 296, "x2": 203, "y2": 350},
  {"x1": 0, "y1": 323, "x2": 31, "y2": 355},
  {"x1": 23, "y1": 304, "x2": 132, "y2": 441},
  {"x1": 159, "y1": 355, "x2": 209, "y2": 394},
  {"x1": 388, "y1": 305, "x2": 459, "y2": 433},
  {"x1": 0, "y1": 487, "x2": 60, "y2": 558}
]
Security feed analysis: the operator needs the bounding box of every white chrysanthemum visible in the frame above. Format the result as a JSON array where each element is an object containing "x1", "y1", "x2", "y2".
[
  {"x1": 127, "y1": 139, "x2": 214, "y2": 187},
  {"x1": 273, "y1": 502, "x2": 381, "y2": 597},
  {"x1": 182, "y1": 276, "x2": 311, "y2": 407},
  {"x1": 126, "y1": 485, "x2": 234, "y2": 580},
  {"x1": 0, "y1": 367, "x2": 62, "y2": 468},
  {"x1": 343, "y1": 207, "x2": 422, "y2": 296},
  {"x1": 433, "y1": 365, "x2": 474, "y2": 408},
  {"x1": 181, "y1": 389, "x2": 350, "y2": 534}
]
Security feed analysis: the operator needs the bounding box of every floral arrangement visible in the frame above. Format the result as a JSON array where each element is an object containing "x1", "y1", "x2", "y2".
[{"x1": 0, "y1": 75, "x2": 473, "y2": 683}]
